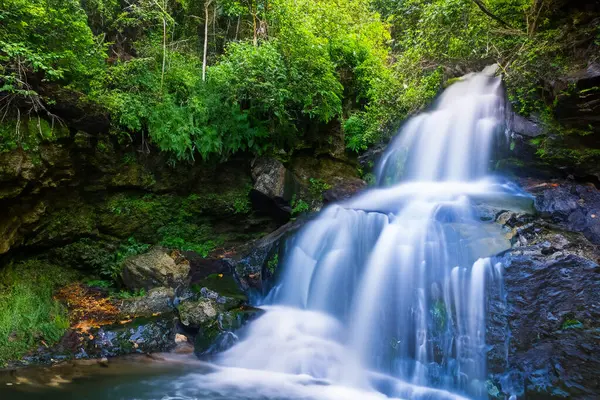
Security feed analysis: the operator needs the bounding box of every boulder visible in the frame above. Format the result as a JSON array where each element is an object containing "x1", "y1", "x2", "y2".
[
  {"x1": 81, "y1": 316, "x2": 177, "y2": 358},
  {"x1": 117, "y1": 287, "x2": 175, "y2": 318},
  {"x1": 251, "y1": 157, "x2": 288, "y2": 200},
  {"x1": 527, "y1": 179, "x2": 600, "y2": 244},
  {"x1": 194, "y1": 306, "x2": 265, "y2": 356},
  {"x1": 250, "y1": 157, "x2": 297, "y2": 220},
  {"x1": 121, "y1": 247, "x2": 190, "y2": 291},
  {"x1": 178, "y1": 298, "x2": 220, "y2": 329},
  {"x1": 323, "y1": 177, "x2": 367, "y2": 204},
  {"x1": 507, "y1": 112, "x2": 544, "y2": 138}
]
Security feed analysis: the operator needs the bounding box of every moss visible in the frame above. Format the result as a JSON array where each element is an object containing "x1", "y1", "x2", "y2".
[
  {"x1": 49, "y1": 238, "x2": 117, "y2": 271},
  {"x1": 192, "y1": 184, "x2": 253, "y2": 215},
  {"x1": 192, "y1": 274, "x2": 247, "y2": 302},
  {"x1": 443, "y1": 77, "x2": 463, "y2": 88},
  {"x1": 0, "y1": 117, "x2": 69, "y2": 153},
  {"x1": 194, "y1": 320, "x2": 221, "y2": 355},
  {"x1": 28, "y1": 204, "x2": 97, "y2": 246},
  {"x1": 430, "y1": 300, "x2": 447, "y2": 332},
  {"x1": 267, "y1": 253, "x2": 279, "y2": 275},
  {"x1": 0, "y1": 259, "x2": 77, "y2": 366},
  {"x1": 561, "y1": 319, "x2": 583, "y2": 330}
]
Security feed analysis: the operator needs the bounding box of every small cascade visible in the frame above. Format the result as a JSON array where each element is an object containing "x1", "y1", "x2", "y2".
[{"x1": 210, "y1": 73, "x2": 531, "y2": 399}]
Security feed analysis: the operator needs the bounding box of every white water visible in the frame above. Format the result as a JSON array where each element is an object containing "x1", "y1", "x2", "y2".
[{"x1": 195, "y1": 74, "x2": 530, "y2": 399}]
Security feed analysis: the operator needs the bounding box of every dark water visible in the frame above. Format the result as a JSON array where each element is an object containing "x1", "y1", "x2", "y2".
[
  {"x1": 0, "y1": 355, "x2": 219, "y2": 400},
  {"x1": 1, "y1": 354, "x2": 431, "y2": 400}
]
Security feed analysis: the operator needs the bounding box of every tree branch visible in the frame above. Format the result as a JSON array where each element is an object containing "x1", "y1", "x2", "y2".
[{"x1": 470, "y1": 0, "x2": 514, "y2": 29}]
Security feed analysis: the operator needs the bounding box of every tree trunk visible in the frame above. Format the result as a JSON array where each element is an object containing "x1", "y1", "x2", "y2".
[{"x1": 202, "y1": 0, "x2": 213, "y2": 82}]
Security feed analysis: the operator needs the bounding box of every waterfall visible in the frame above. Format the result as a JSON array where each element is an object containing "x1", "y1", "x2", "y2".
[{"x1": 210, "y1": 73, "x2": 530, "y2": 399}]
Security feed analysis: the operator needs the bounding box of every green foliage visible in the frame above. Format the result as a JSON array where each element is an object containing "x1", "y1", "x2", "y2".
[
  {"x1": 158, "y1": 223, "x2": 221, "y2": 257},
  {"x1": 267, "y1": 253, "x2": 279, "y2": 274},
  {"x1": 561, "y1": 319, "x2": 583, "y2": 330},
  {"x1": 50, "y1": 238, "x2": 115, "y2": 272},
  {"x1": 0, "y1": 117, "x2": 69, "y2": 153},
  {"x1": 113, "y1": 288, "x2": 147, "y2": 299},
  {"x1": 100, "y1": 237, "x2": 151, "y2": 281},
  {"x1": 0, "y1": 260, "x2": 75, "y2": 365},
  {"x1": 308, "y1": 178, "x2": 331, "y2": 198},
  {"x1": 85, "y1": 279, "x2": 113, "y2": 289},
  {"x1": 431, "y1": 300, "x2": 448, "y2": 331},
  {"x1": 291, "y1": 195, "x2": 310, "y2": 216}
]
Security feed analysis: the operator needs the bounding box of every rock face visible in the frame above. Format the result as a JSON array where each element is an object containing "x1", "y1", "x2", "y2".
[
  {"x1": 530, "y1": 180, "x2": 600, "y2": 245},
  {"x1": 224, "y1": 218, "x2": 305, "y2": 294},
  {"x1": 121, "y1": 247, "x2": 190, "y2": 291},
  {"x1": 487, "y1": 179, "x2": 600, "y2": 399},
  {"x1": 501, "y1": 63, "x2": 600, "y2": 181}
]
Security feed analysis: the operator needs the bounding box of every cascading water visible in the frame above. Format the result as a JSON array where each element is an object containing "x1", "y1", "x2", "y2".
[{"x1": 196, "y1": 72, "x2": 531, "y2": 400}]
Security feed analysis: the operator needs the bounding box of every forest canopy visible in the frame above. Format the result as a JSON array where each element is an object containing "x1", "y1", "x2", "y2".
[{"x1": 0, "y1": 0, "x2": 597, "y2": 159}]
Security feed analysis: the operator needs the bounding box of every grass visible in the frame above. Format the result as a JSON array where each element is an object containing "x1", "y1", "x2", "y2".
[{"x1": 0, "y1": 260, "x2": 77, "y2": 365}]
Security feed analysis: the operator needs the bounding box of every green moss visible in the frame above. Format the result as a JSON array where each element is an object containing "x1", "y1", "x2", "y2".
[
  {"x1": 0, "y1": 259, "x2": 77, "y2": 366},
  {"x1": 0, "y1": 117, "x2": 69, "y2": 153},
  {"x1": 49, "y1": 238, "x2": 116, "y2": 271},
  {"x1": 29, "y1": 205, "x2": 96, "y2": 246},
  {"x1": 193, "y1": 184, "x2": 252, "y2": 215},
  {"x1": 267, "y1": 253, "x2": 279, "y2": 275},
  {"x1": 308, "y1": 178, "x2": 331, "y2": 198},
  {"x1": 443, "y1": 77, "x2": 463, "y2": 88},
  {"x1": 561, "y1": 319, "x2": 583, "y2": 330},
  {"x1": 192, "y1": 274, "x2": 247, "y2": 302},
  {"x1": 430, "y1": 300, "x2": 447, "y2": 331}
]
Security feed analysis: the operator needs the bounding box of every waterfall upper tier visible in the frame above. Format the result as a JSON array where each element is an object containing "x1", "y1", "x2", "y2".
[{"x1": 377, "y1": 74, "x2": 505, "y2": 185}]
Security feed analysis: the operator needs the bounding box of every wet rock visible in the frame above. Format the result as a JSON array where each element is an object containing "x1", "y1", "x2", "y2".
[
  {"x1": 322, "y1": 177, "x2": 367, "y2": 204},
  {"x1": 527, "y1": 179, "x2": 600, "y2": 244},
  {"x1": 553, "y1": 63, "x2": 600, "y2": 136},
  {"x1": 177, "y1": 298, "x2": 220, "y2": 329},
  {"x1": 117, "y1": 287, "x2": 175, "y2": 318},
  {"x1": 358, "y1": 140, "x2": 388, "y2": 171},
  {"x1": 121, "y1": 247, "x2": 190, "y2": 291},
  {"x1": 194, "y1": 306, "x2": 265, "y2": 356},
  {"x1": 177, "y1": 287, "x2": 243, "y2": 329},
  {"x1": 507, "y1": 112, "x2": 543, "y2": 138},
  {"x1": 488, "y1": 216, "x2": 600, "y2": 399},
  {"x1": 224, "y1": 218, "x2": 305, "y2": 293},
  {"x1": 82, "y1": 316, "x2": 177, "y2": 358}
]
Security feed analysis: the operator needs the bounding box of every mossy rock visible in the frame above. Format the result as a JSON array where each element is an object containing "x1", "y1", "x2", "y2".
[{"x1": 192, "y1": 274, "x2": 247, "y2": 303}]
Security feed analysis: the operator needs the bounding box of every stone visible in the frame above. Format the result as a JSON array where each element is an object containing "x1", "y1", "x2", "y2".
[
  {"x1": 117, "y1": 287, "x2": 175, "y2": 318},
  {"x1": 121, "y1": 247, "x2": 190, "y2": 291},
  {"x1": 508, "y1": 112, "x2": 543, "y2": 138},
  {"x1": 193, "y1": 306, "x2": 265, "y2": 356},
  {"x1": 251, "y1": 157, "x2": 288, "y2": 200},
  {"x1": 82, "y1": 317, "x2": 177, "y2": 358},
  {"x1": 177, "y1": 298, "x2": 220, "y2": 329},
  {"x1": 526, "y1": 179, "x2": 600, "y2": 244},
  {"x1": 323, "y1": 177, "x2": 367, "y2": 204},
  {"x1": 224, "y1": 218, "x2": 305, "y2": 293}
]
